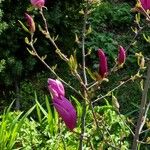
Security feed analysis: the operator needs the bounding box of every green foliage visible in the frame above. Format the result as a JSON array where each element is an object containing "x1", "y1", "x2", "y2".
[
  {"x1": 18, "y1": 95, "x2": 131, "y2": 149},
  {"x1": 0, "y1": 0, "x2": 33, "y2": 87},
  {"x1": 16, "y1": 118, "x2": 41, "y2": 149},
  {"x1": 87, "y1": 2, "x2": 133, "y2": 61},
  {"x1": 0, "y1": 0, "x2": 8, "y2": 34},
  {"x1": 0, "y1": 102, "x2": 35, "y2": 150},
  {"x1": 84, "y1": 100, "x2": 130, "y2": 149},
  {"x1": 18, "y1": 71, "x2": 49, "y2": 110},
  {"x1": 1, "y1": 88, "x2": 149, "y2": 149},
  {"x1": 14, "y1": 94, "x2": 77, "y2": 149},
  {"x1": 0, "y1": 0, "x2": 83, "y2": 103},
  {"x1": 0, "y1": 0, "x2": 150, "y2": 149},
  {"x1": 0, "y1": 59, "x2": 5, "y2": 72}
]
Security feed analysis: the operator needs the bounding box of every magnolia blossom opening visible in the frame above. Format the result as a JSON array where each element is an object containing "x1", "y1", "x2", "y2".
[
  {"x1": 98, "y1": 49, "x2": 108, "y2": 78},
  {"x1": 48, "y1": 79, "x2": 65, "y2": 98},
  {"x1": 25, "y1": 13, "x2": 35, "y2": 33},
  {"x1": 47, "y1": 78, "x2": 76, "y2": 130},
  {"x1": 118, "y1": 46, "x2": 126, "y2": 65},
  {"x1": 30, "y1": 0, "x2": 45, "y2": 9}
]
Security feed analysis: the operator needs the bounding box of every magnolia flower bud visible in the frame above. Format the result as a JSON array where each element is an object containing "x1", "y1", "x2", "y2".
[
  {"x1": 118, "y1": 46, "x2": 126, "y2": 65},
  {"x1": 48, "y1": 79, "x2": 65, "y2": 98},
  {"x1": 98, "y1": 49, "x2": 108, "y2": 78},
  {"x1": 53, "y1": 95, "x2": 77, "y2": 131},
  {"x1": 25, "y1": 13, "x2": 35, "y2": 33},
  {"x1": 30, "y1": 0, "x2": 45, "y2": 9},
  {"x1": 140, "y1": 0, "x2": 150, "y2": 10},
  {"x1": 48, "y1": 78, "x2": 77, "y2": 130}
]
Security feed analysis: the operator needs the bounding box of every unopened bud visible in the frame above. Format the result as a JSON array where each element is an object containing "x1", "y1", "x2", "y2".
[
  {"x1": 25, "y1": 13, "x2": 35, "y2": 33},
  {"x1": 118, "y1": 46, "x2": 126, "y2": 65},
  {"x1": 98, "y1": 49, "x2": 108, "y2": 78}
]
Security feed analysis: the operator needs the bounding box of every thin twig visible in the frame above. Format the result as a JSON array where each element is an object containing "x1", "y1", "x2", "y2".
[
  {"x1": 40, "y1": 8, "x2": 57, "y2": 49},
  {"x1": 92, "y1": 78, "x2": 132, "y2": 104},
  {"x1": 40, "y1": 8, "x2": 90, "y2": 89},
  {"x1": 140, "y1": 128, "x2": 150, "y2": 134},
  {"x1": 87, "y1": 81, "x2": 98, "y2": 90},
  {"x1": 137, "y1": 140, "x2": 148, "y2": 144},
  {"x1": 132, "y1": 61, "x2": 150, "y2": 150},
  {"x1": 79, "y1": 9, "x2": 88, "y2": 150},
  {"x1": 139, "y1": 100, "x2": 150, "y2": 133},
  {"x1": 39, "y1": 8, "x2": 49, "y2": 35},
  {"x1": 126, "y1": 26, "x2": 143, "y2": 53},
  {"x1": 40, "y1": 8, "x2": 69, "y2": 62},
  {"x1": 29, "y1": 40, "x2": 83, "y2": 98},
  {"x1": 117, "y1": 110, "x2": 135, "y2": 136},
  {"x1": 89, "y1": 102, "x2": 121, "y2": 149},
  {"x1": 82, "y1": 12, "x2": 88, "y2": 86}
]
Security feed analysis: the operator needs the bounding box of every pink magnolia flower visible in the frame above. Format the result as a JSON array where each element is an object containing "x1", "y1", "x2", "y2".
[
  {"x1": 98, "y1": 49, "x2": 108, "y2": 78},
  {"x1": 140, "y1": 0, "x2": 150, "y2": 10},
  {"x1": 48, "y1": 79, "x2": 65, "y2": 98},
  {"x1": 25, "y1": 13, "x2": 35, "y2": 33},
  {"x1": 118, "y1": 46, "x2": 126, "y2": 65},
  {"x1": 53, "y1": 95, "x2": 77, "y2": 131},
  {"x1": 30, "y1": 0, "x2": 45, "y2": 9}
]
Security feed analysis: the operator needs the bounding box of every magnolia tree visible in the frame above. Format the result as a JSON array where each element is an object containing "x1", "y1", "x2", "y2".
[{"x1": 19, "y1": 0, "x2": 150, "y2": 149}]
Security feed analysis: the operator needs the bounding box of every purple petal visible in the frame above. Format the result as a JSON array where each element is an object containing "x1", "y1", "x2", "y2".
[
  {"x1": 53, "y1": 96, "x2": 76, "y2": 130},
  {"x1": 140, "y1": 0, "x2": 150, "y2": 10},
  {"x1": 47, "y1": 78, "x2": 65, "y2": 98},
  {"x1": 30, "y1": 0, "x2": 45, "y2": 9}
]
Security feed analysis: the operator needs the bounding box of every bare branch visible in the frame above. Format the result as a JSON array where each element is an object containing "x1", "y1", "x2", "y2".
[{"x1": 132, "y1": 61, "x2": 150, "y2": 150}]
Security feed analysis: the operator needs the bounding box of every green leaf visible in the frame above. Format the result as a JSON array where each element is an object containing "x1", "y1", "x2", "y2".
[
  {"x1": 86, "y1": 67, "x2": 96, "y2": 81},
  {"x1": 112, "y1": 93, "x2": 120, "y2": 111},
  {"x1": 34, "y1": 92, "x2": 47, "y2": 116},
  {"x1": 25, "y1": 37, "x2": 30, "y2": 45},
  {"x1": 36, "y1": 103, "x2": 42, "y2": 123},
  {"x1": 68, "y1": 55, "x2": 78, "y2": 72},
  {"x1": 71, "y1": 96, "x2": 82, "y2": 119},
  {"x1": 54, "y1": 108, "x2": 59, "y2": 133},
  {"x1": 143, "y1": 34, "x2": 150, "y2": 43},
  {"x1": 26, "y1": 48, "x2": 36, "y2": 56},
  {"x1": 18, "y1": 20, "x2": 30, "y2": 34},
  {"x1": 45, "y1": 96, "x2": 54, "y2": 134}
]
